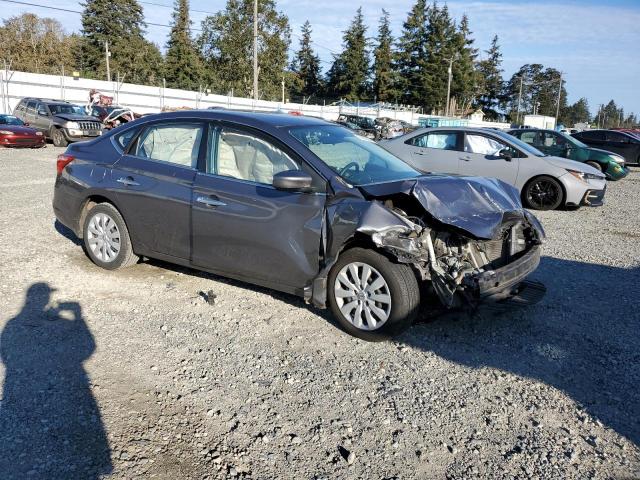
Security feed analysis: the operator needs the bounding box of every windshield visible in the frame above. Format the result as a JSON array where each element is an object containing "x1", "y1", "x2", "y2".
[
  {"x1": 289, "y1": 125, "x2": 421, "y2": 185},
  {"x1": 497, "y1": 130, "x2": 547, "y2": 157},
  {"x1": 48, "y1": 104, "x2": 85, "y2": 115},
  {"x1": 0, "y1": 115, "x2": 24, "y2": 126}
]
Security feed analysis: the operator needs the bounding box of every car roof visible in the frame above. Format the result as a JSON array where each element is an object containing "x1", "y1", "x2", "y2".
[
  {"x1": 137, "y1": 110, "x2": 331, "y2": 129},
  {"x1": 414, "y1": 126, "x2": 509, "y2": 135},
  {"x1": 22, "y1": 98, "x2": 70, "y2": 104}
]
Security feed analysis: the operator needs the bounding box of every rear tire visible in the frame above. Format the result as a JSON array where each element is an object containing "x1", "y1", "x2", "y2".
[
  {"x1": 82, "y1": 203, "x2": 138, "y2": 270},
  {"x1": 327, "y1": 247, "x2": 420, "y2": 341},
  {"x1": 523, "y1": 176, "x2": 564, "y2": 211},
  {"x1": 51, "y1": 128, "x2": 68, "y2": 147},
  {"x1": 585, "y1": 161, "x2": 602, "y2": 172}
]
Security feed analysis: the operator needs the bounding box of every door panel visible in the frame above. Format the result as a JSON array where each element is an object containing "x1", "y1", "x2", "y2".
[
  {"x1": 109, "y1": 121, "x2": 204, "y2": 259},
  {"x1": 405, "y1": 131, "x2": 461, "y2": 174},
  {"x1": 191, "y1": 124, "x2": 325, "y2": 289},
  {"x1": 459, "y1": 133, "x2": 520, "y2": 185},
  {"x1": 192, "y1": 174, "x2": 324, "y2": 289},
  {"x1": 111, "y1": 155, "x2": 196, "y2": 259}
]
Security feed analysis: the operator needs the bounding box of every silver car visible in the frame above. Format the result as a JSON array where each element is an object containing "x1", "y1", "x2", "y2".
[{"x1": 380, "y1": 127, "x2": 607, "y2": 210}]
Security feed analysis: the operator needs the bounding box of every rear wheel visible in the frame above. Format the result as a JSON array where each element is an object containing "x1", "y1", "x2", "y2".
[
  {"x1": 327, "y1": 248, "x2": 420, "y2": 341},
  {"x1": 51, "y1": 128, "x2": 68, "y2": 147},
  {"x1": 82, "y1": 203, "x2": 138, "y2": 270},
  {"x1": 585, "y1": 161, "x2": 602, "y2": 172},
  {"x1": 523, "y1": 176, "x2": 564, "y2": 211}
]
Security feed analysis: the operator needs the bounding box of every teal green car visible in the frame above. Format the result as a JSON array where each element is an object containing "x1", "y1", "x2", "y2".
[{"x1": 508, "y1": 128, "x2": 629, "y2": 180}]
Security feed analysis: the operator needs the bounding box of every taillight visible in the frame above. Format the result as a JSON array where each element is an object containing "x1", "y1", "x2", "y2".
[{"x1": 56, "y1": 154, "x2": 75, "y2": 176}]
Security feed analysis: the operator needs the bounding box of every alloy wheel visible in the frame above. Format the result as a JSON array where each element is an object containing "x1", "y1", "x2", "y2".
[
  {"x1": 86, "y1": 212, "x2": 121, "y2": 262},
  {"x1": 334, "y1": 262, "x2": 391, "y2": 331},
  {"x1": 527, "y1": 179, "x2": 561, "y2": 210}
]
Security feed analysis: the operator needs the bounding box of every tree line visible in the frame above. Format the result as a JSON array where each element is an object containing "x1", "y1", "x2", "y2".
[{"x1": 0, "y1": 0, "x2": 636, "y2": 127}]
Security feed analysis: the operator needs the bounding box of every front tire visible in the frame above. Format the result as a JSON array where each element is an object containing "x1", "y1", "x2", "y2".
[
  {"x1": 523, "y1": 176, "x2": 564, "y2": 211},
  {"x1": 82, "y1": 203, "x2": 138, "y2": 270},
  {"x1": 327, "y1": 247, "x2": 420, "y2": 341},
  {"x1": 585, "y1": 161, "x2": 602, "y2": 172},
  {"x1": 51, "y1": 128, "x2": 68, "y2": 147}
]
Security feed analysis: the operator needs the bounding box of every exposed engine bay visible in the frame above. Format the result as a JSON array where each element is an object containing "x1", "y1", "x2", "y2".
[
  {"x1": 311, "y1": 175, "x2": 546, "y2": 310},
  {"x1": 362, "y1": 200, "x2": 544, "y2": 308}
]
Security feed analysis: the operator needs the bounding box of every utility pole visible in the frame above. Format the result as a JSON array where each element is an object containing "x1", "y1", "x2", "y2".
[
  {"x1": 252, "y1": 0, "x2": 259, "y2": 101},
  {"x1": 516, "y1": 76, "x2": 523, "y2": 124},
  {"x1": 445, "y1": 56, "x2": 453, "y2": 117},
  {"x1": 554, "y1": 72, "x2": 563, "y2": 126},
  {"x1": 104, "y1": 41, "x2": 111, "y2": 82}
]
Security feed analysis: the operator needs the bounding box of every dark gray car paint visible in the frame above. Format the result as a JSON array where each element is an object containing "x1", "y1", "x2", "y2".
[{"x1": 53, "y1": 110, "x2": 544, "y2": 310}]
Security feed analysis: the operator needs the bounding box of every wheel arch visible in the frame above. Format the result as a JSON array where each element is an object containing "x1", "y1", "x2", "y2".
[
  {"x1": 521, "y1": 174, "x2": 567, "y2": 208},
  {"x1": 77, "y1": 193, "x2": 125, "y2": 239}
]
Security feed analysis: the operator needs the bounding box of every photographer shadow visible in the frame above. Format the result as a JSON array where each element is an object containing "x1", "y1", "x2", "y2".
[{"x1": 0, "y1": 283, "x2": 112, "y2": 479}]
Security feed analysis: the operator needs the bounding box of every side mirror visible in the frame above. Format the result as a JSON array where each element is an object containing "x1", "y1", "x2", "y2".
[
  {"x1": 272, "y1": 170, "x2": 313, "y2": 191},
  {"x1": 24, "y1": 122, "x2": 29, "y2": 126},
  {"x1": 498, "y1": 148, "x2": 513, "y2": 162}
]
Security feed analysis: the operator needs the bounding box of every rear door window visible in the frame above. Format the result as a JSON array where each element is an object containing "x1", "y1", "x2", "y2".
[
  {"x1": 26, "y1": 101, "x2": 36, "y2": 114},
  {"x1": 577, "y1": 130, "x2": 604, "y2": 141},
  {"x1": 133, "y1": 122, "x2": 204, "y2": 168},
  {"x1": 407, "y1": 132, "x2": 460, "y2": 150}
]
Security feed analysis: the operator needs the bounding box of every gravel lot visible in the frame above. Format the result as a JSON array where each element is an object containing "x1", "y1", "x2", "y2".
[{"x1": 0, "y1": 145, "x2": 638, "y2": 479}]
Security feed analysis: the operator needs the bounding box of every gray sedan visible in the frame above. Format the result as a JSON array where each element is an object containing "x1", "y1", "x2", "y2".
[{"x1": 379, "y1": 127, "x2": 607, "y2": 210}]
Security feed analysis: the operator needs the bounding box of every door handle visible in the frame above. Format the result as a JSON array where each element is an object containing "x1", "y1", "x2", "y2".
[
  {"x1": 196, "y1": 196, "x2": 226, "y2": 207},
  {"x1": 116, "y1": 177, "x2": 140, "y2": 186},
  {"x1": 460, "y1": 156, "x2": 472, "y2": 161}
]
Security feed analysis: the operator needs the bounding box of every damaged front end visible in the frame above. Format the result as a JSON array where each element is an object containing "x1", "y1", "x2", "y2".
[{"x1": 310, "y1": 175, "x2": 546, "y2": 312}]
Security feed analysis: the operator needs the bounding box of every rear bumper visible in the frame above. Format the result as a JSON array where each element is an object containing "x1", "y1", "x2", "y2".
[{"x1": 463, "y1": 244, "x2": 544, "y2": 305}]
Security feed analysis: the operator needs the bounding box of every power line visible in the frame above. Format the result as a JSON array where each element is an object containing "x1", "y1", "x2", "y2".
[{"x1": 0, "y1": 0, "x2": 202, "y2": 31}]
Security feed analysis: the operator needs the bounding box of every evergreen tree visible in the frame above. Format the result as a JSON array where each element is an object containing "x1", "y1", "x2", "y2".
[
  {"x1": 325, "y1": 7, "x2": 369, "y2": 101},
  {"x1": 422, "y1": 3, "x2": 458, "y2": 113},
  {"x1": 165, "y1": 0, "x2": 204, "y2": 90},
  {"x1": 503, "y1": 64, "x2": 567, "y2": 123},
  {"x1": 80, "y1": 0, "x2": 162, "y2": 84},
  {"x1": 476, "y1": 34, "x2": 503, "y2": 119},
  {"x1": 395, "y1": 0, "x2": 429, "y2": 107},
  {"x1": 289, "y1": 21, "x2": 322, "y2": 100},
  {"x1": 450, "y1": 14, "x2": 478, "y2": 114},
  {"x1": 563, "y1": 97, "x2": 590, "y2": 126},
  {"x1": 199, "y1": 0, "x2": 290, "y2": 99},
  {"x1": 372, "y1": 9, "x2": 395, "y2": 103}
]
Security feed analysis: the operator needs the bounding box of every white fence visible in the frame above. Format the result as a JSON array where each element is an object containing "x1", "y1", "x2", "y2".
[{"x1": 0, "y1": 70, "x2": 510, "y2": 129}]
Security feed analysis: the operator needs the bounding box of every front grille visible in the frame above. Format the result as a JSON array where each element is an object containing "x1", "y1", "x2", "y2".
[
  {"x1": 13, "y1": 138, "x2": 38, "y2": 144},
  {"x1": 77, "y1": 121, "x2": 101, "y2": 131}
]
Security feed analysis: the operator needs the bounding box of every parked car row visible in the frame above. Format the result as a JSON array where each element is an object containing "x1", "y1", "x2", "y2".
[{"x1": 380, "y1": 127, "x2": 608, "y2": 211}]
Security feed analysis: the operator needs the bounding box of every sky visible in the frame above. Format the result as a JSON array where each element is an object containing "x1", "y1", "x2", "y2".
[{"x1": 2, "y1": 0, "x2": 639, "y2": 115}]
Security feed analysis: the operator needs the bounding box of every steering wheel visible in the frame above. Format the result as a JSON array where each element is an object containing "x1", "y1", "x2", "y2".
[{"x1": 339, "y1": 161, "x2": 360, "y2": 177}]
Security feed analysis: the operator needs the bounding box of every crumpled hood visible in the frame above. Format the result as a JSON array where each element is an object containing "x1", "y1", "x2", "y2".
[
  {"x1": 56, "y1": 114, "x2": 99, "y2": 122},
  {"x1": 358, "y1": 175, "x2": 535, "y2": 240}
]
